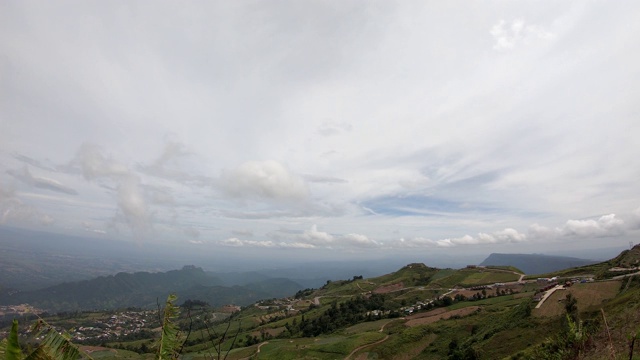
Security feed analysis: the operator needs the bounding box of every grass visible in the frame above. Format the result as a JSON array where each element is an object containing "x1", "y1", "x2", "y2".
[
  {"x1": 344, "y1": 318, "x2": 392, "y2": 334},
  {"x1": 427, "y1": 268, "x2": 519, "y2": 289},
  {"x1": 90, "y1": 348, "x2": 150, "y2": 359},
  {"x1": 250, "y1": 332, "x2": 387, "y2": 360},
  {"x1": 533, "y1": 280, "x2": 622, "y2": 318},
  {"x1": 459, "y1": 271, "x2": 519, "y2": 286},
  {"x1": 477, "y1": 318, "x2": 559, "y2": 359},
  {"x1": 484, "y1": 265, "x2": 524, "y2": 274}
]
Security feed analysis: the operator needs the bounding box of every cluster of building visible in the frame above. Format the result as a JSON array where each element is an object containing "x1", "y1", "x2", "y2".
[
  {"x1": 0, "y1": 304, "x2": 43, "y2": 317},
  {"x1": 19, "y1": 310, "x2": 158, "y2": 342}
]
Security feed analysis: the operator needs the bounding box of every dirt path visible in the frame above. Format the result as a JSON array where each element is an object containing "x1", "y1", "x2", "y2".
[
  {"x1": 344, "y1": 335, "x2": 390, "y2": 360},
  {"x1": 237, "y1": 341, "x2": 269, "y2": 360},
  {"x1": 535, "y1": 285, "x2": 564, "y2": 309},
  {"x1": 256, "y1": 341, "x2": 268, "y2": 353}
]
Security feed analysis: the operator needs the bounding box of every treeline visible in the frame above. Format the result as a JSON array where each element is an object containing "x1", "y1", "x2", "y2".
[
  {"x1": 286, "y1": 294, "x2": 391, "y2": 337},
  {"x1": 281, "y1": 288, "x2": 521, "y2": 338}
]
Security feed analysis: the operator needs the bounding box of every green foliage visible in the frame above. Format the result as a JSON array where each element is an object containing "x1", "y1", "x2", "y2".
[
  {"x1": 295, "y1": 294, "x2": 389, "y2": 337},
  {"x1": 10, "y1": 318, "x2": 89, "y2": 360},
  {"x1": 462, "y1": 298, "x2": 533, "y2": 347},
  {"x1": 156, "y1": 294, "x2": 182, "y2": 360},
  {"x1": 6, "y1": 320, "x2": 23, "y2": 360},
  {"x1": 529, "y1": 315, "x2": 594, "y2": 360}
]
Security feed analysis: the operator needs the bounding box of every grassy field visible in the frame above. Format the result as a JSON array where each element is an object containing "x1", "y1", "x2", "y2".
[
  {"x1": 427, "y1": 268, "x2": 519, "y2": 289},
  {"x1": 533, "y1": 280, "x2": 621, "y2": 318},
  {"x1": 458, "y1": 271, "x2": 519, "y2": 286},
  {"x1": 447, "y1": 294, "x2": 526, "y2": 310},
  {"x1": 344, "y1": 318, "x2": 393, "y2": 334},
  {"x1": 248, "y1": 332, "x2": 386, "y2": 360}
]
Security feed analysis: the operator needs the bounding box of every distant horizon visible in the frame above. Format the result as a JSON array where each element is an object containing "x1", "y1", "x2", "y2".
[{"x1": 0, "y1": 225, "x2": 628, "y2": 273}]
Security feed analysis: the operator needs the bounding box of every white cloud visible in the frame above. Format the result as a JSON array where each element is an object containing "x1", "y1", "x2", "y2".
[
  {"x1": 527, "y1": 213, "x2": 632, "y2": 241},
  {"x1": 69, "y1": 144, "x2": 151, "y2": 238},
  {"x1": 116, "y1": 175, "x2": 151, "y2": 237},
  {"x1": 478, "y1": 228, "x2": 527, "y2": 244},
  {"x1": 397, "y1": 229, "x2": 527, "y2": 248},
  {"x1": 233, "y1": 225, "x2": 378, "y2": 249},
  {"x1": 342, "y1": 233, "x2": 379, "y2": 248},
  {"x1": 218, "y1": 237, "x2": 315, "y2": 249},
  {"x1": 219, "y1": 160, "x2": 309, "y2": 201},
  {"x1": 490, "y1": 19, "x2": 555, "y2": 50},
  {"x1": 528, "y1": 223, "x2": 556, "y2": 239},
  {"x1": 7, "y1": 166, "x2": 78, "y2": 195},
  {"x1": 300, "y1": 224, "x2": 334, "y2": 245},
  {"x1": 561, "y1": 214, "x2": 624, "y2": 237},
  {"x1": 0, "y1": 183, "x2": 54, "y2": 226},
  {"x1": 75, "y1": 143, "x2": 129, "y2": 180}
]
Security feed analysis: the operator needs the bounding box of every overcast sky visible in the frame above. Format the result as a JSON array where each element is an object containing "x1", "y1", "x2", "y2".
[{"x1": 1, "y1": 1, "x2": 639, "y2": 260}]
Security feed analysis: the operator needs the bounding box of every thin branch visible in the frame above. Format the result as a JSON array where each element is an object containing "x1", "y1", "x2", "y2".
[
  {"x1": 176, "y1": 308, "x2": 193, "y2": 356},
  {"x1": 223, "y1": 320, "x2": 242, "y2": 360},
  {"x1": 218, "y1": 317, "x2": 233, "y2": 360},
  {"x1": 157, "y1": 297, "x2": 163, "y2": 325},
  {"x1": 601, "y1": 309, "x2": 616, "y2": 360},
  {"x1": 202, "y1": 315, "x2": 221, "y2": 359}
]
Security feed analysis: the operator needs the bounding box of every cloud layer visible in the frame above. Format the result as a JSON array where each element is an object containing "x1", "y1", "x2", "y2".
[{"x1": 0, "y1": 1, "x2": 638, "y2": 256}]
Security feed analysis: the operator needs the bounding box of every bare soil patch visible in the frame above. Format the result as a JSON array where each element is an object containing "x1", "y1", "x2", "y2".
[
  {"x1": 80, "y1": 346, "x2": 115, "y2": 354},
  {"x1": 405, "y1": 306, "x2": 480, "y2": 327},
  {"x1": 373, "y1": 282, "x2": 404, "y2": 294},
  {"x1": 405, "y1": 307, "x2": 447, "y2": 320}
]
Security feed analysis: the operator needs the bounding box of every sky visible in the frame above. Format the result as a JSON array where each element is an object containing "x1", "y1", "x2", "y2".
[{"x1": 1, "y1": 1, "x2": 639, "y2": 262}]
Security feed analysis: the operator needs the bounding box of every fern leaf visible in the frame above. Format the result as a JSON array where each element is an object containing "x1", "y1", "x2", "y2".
[
  {"x1": 157, "y1": 294, "x2": 182, "y2": 360},
  {"x1": 27, "y1": 320, "x2": 87, "y2": 360},
  {"x1": 5, "y1": 319, "x2": 24, "y2": 360}
]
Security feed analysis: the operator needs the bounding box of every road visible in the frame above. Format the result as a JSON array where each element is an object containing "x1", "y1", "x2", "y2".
[
  {"x1": 612, "y1": 271, "x2": 640, "y2": 280},
  {"x1": 534, "y1": 285, "x2": 565, "y2": 309}
]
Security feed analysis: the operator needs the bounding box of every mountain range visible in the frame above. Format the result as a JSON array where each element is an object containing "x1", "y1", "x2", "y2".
[{"x1": 0, "y1": 265, "x2": 303, "y2": 312}]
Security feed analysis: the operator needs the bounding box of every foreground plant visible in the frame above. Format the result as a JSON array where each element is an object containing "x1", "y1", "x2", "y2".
[{"x1": 0, "y1": 318, "x2": 90, "y2": 360}]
